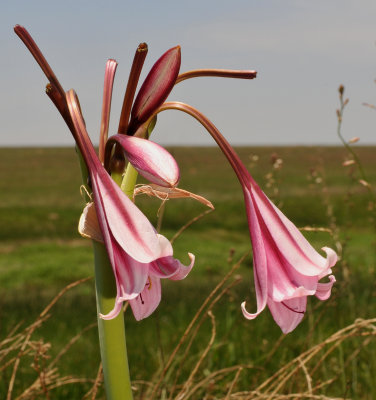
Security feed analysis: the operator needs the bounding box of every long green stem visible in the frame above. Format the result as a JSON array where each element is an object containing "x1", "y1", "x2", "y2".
[
  {"x1": 75, "y1": 147, "x2": 133, "y2": 400},
  {"x1": 121, "y1": 163, "x2": 139, "y2": 199},
  {"x1": 93, "y1": 242, "x2": 133, "y2": 400}
]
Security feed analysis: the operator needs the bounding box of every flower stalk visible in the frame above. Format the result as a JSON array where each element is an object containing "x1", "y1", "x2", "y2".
[
  {"x1": 14, "y1": 25, "x2": 135, "y2": 399},
  {"x1": 93, "y1": 242, "x2": 133, "y2": 400}
]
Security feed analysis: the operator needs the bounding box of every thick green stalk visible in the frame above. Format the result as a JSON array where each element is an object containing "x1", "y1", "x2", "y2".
[
  {"x1": 93, "y1": 241, "x2": 133, "y2": 400},
  {"x1": 76, "y1": 148, "x2": 133, "y2": 400},
  {"x1": 121, "y1": 163, "x2": 139, "y2": 198}
]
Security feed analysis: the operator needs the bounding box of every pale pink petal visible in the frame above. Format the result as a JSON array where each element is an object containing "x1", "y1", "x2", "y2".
[
  {"x1": 67, "y1": 90, "x2": 165, "y2": 264},
  {"x1": 240, "y1": 190, "x2": 268, "y2": 320},
  {"x1": 150, "y1": 253, "x2": 195, "y2": 280},
  {"x1": 107, "y1": 134, "x2": 180, "y2": 187},
  {"x1": 315, "y1": 275, "x2": 336, "y2": 300},
  {"x1": 129, "y1": 276, "x2": 162, "y2": 321},
  {"x1": 91, "y1": 169, "x2": 165, "y2": 263},
  {"x1": 99, "y1": 298, "x2": 123, "y2": 320},
  {"x1": 260, "y1": 224, "x2": 317, "y2": 302},
  {"x1": 267, "y1": 297, "x2": 307, "y2": 334}
]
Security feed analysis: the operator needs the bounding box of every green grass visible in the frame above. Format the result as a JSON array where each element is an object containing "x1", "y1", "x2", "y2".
[{"x1": 0, "y1": 146, "x2": 375, "y2": 399}]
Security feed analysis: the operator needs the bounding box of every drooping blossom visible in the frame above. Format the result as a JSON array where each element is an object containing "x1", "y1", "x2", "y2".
[
  {"x1": 153, "y1": 101, "x2": 337, "y2": 333},
  {"x1": 14, "y1": 25, "x2": 193, "y2": 320}
]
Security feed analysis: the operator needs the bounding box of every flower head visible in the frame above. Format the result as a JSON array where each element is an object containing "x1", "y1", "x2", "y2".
[{"x1": 15, "y1": 25, "x2": 193, "y2": 320}]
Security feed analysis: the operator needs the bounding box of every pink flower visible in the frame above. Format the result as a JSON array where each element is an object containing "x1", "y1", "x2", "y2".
[
  {"x1": 14, "y1": 25, "x2": 193, "y2": 321},
  {"x1": 65, "y1": 64, "x2": 194, "y2": 320},
  {"x1": 239, "y1": 172, "x2": 337, "y2": 333},
  {"x1": 157, "y1": 102, "x2": 337, "y2": 334}
]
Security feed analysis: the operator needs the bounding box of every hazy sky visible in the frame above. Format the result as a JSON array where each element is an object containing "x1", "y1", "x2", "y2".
[{"x1": 1, "y1": 0, "x2": 376, "y2": 146}]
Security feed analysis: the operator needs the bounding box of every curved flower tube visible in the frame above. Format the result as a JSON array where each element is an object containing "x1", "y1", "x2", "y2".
[{"x1": 155, "y1": 101, "x2": 337, "y2": 333}]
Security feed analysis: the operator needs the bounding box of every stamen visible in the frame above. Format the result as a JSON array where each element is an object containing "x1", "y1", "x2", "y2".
[
  {"x1": 147, "y1": 276, "x2": 152, "y2": 290},
  {"x1": 118, "y1": 43, "x2": 148, "y2": 134},
  {"x1": 281, "y1": 302, "x2": 305, "y2": 314},
  {"x1": 139, "y1": 293, "x2": 145, "y2": 305}
]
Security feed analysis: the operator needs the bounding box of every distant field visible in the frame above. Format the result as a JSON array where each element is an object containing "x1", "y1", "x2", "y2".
[{"x1": 1, "y1": 146, "x2": 375, "y2": 399}]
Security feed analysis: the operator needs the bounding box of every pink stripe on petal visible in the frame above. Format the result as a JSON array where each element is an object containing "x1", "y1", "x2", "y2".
[
  {"x1": 113, "y1": 246, "x2": 150, "y2": 300},
  {"x1": 250, "y1": 185, "x2": 328, "y2": 276},
  {"x1": 150, "y1": 253, "x2": 195, "y2": 280},
  {"x1": 92, "y1": 169, "x2": 163, "y2": 263}
]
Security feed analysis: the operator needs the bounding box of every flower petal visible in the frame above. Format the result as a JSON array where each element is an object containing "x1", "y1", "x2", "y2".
[
  {"x1": 67, "y1": 90, "x2": 166, "y2": 263},
  {"x1": 240, "y1": 189, "x2": 268, "y2": 320},
  {"x1": 129, "y1": 276, "x2": 162, "y2": 321},
  {"x1": 99, "y1": 299, "x2": 123, "y2": 320},
  {"x1": 113, "y1": 246, "x2": 150, "y2": 301},
  {"x1": 150, "y1": 252, "x2": 195, "y2": 280},
  {"x1": 267, "y1": 297, "x2": 307, "y2": 334},
  {"x1": 107, "y1": 134, "x2": 180, "y2": 187},
  {"x1": 250, "y1": 184, "x2": 333, "y2": 277},
  {"x1": 315, "y1": 275, "x2": 336, "y2": 300}
]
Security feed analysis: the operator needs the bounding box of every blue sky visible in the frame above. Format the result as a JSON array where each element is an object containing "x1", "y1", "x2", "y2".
[{"x1": 1, "y1": 0, "x2": 376, "y2": 146}]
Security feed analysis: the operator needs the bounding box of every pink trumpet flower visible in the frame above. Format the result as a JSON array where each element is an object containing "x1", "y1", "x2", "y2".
[
  {"x1": 14, "y1": 25, "x2": 194, "y2": 320},
  {"x1": 157, "y1": 102, "x2": 337, "y2": 334}
]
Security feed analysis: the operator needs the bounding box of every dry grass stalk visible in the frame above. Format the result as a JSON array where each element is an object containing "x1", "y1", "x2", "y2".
[
  {"x1": 166, "y1": 276, "x2": 243, "y2": 399},
  {"x1": 176, "y1": 311, "x2": 217, "y2": 400},
  {"x1": 82, "y1": 363, "x2": 103, "y2": 400},
  {"x1": 148, "y1": 254, "x2": 247, "y2": 398},
  {"x1": 3, "y1": 278, "x2": 94, "y2": 400},
  {"x1": 170, "y1": 209, "x2": 214, "y2": 245}
]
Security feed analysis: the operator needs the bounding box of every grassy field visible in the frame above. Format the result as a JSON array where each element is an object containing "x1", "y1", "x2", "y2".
[{"x1": 1, "y1": 146, "x2": 375, "y2": 399}]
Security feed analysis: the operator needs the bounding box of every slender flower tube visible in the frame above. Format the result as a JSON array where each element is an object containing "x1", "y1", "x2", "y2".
[{"x1": 155, "y1": 101, "x2": 337, "y2": 334}]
